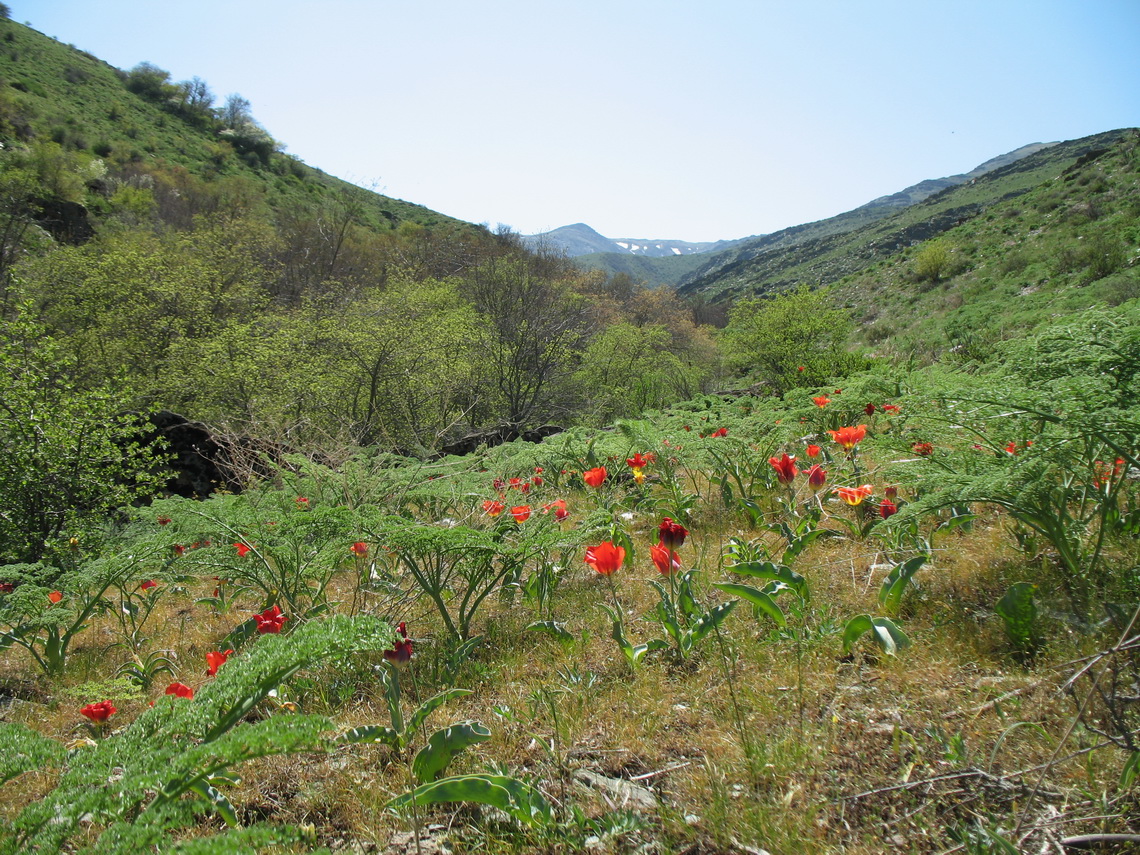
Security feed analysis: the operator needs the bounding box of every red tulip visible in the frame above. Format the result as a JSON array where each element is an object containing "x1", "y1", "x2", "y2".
[
  {"x1": 48, "y1": 590, "x2": 63, "y2": 604},
  {"x1": 140, "y1": 580, "x2": 157, "y2": 591},
  {"x1": 834, "y1": 485, "x2": 874, "y2": 506},
  {"x1": 80, "y1": 700, "x2": 116, "y2": 723},
  {"x1": 510, "y1": 505, "x2": 531, "y2": 523},
  {"x1": 542, "y1": 499, "x2": 569, "y2": 521},
  {"x1": 254, "y1": 605, "x2": 288, "y2": 634},
  {"x1": 206, "y1": 649, "x2": 234, "y2": 676},
  {"x1": 912, "y1": 442, "x2": 933, "y2": 457},
  {"x1": 828, "y1": 425, "x2": 867, "y2": 450},
  {"x1": 626, "y1": 453, "x2": 650, "y2": 469},
  {"x1": 583, "y1": 467, "x2": 607, "y2": 488},
  {"x1": 864, "y1": 402, "x2": 876, "y2": 416},
  {"x1": 879, "y1": 498, "x2": 898, "y2": 519},
  {"x1": 659, "y1": 517, "x2": 688, "y2": 550},
  {"x1": 350, "y1": 541, "x2": 369, "y2": 557},
  {"x1": 483, "y1": 499, "x2": 505, "y2": 517},
  {"x1": 813, "y1": 396, "x2": 831, "y2": 408},
  {"x1": 805, "y1": 444, "x2": 821, "y2": 459},
  {"x1": 234, "y1": 542, "x2": 252, "y2": 558},
  {"x1": 650, "y1": 542, "x2": 681, "y2": 575},
  {"x1": 709, "y1": 427, "x2": 728, "y2": 437},
  {"x1": 584, "y1": 542, "x2": 625, "y2": 576},
  {"x1": 804, "y1": 463, "x2": 827, "y2": 491},
  {"x1": 156, "y1": 515, "x2": 172, "y2": 526},
  {"x1": 769, "y1": 453, "x2": 797, "y2": 484},
  {"x1": 165, "y1": 682, "x2": 194, "y2": 699},
  {"x1": 384, "y1": 621, "x2": 414, "y2": 664}
]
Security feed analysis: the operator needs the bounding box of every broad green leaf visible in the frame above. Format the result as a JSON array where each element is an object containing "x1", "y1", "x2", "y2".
[
  {"x1": 843, "y1": 614, "x2": 911, "y2": 656},
  {"x1": 714, "y1": 583, "x2": 786, "y2": 627},
  {"x1": 878, "y1": 555, "x2": 928, "y2": 614},
  {"x1": 525, "y1": 621, "x2": 573, "y2": 643},
  {"x1": 728, "y1": 561, "x2": 807, "y2": 599},
  {"x1": 405, "y1": 689, "x2": 473, "y2": 745},
  {"x1": 689, "y1": 600, "x2": 737, "y2": 644},
  {"x1": 411, "y1": 720, "x2": 491, "y2": 783},
  {"x1": 337, "y1": 724, "x2": 400, "y2": 749},
  {"x1": 187, "y1": 780, "x2": 238, "y2": 827},
  {"x1": 388, "y1": 773, "x2": 552, "y2": 827}
]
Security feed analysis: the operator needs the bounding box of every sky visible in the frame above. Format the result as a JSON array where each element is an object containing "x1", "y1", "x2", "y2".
[{"x1": 17, "y1": 1, "x2": 1140, "y2": 242}]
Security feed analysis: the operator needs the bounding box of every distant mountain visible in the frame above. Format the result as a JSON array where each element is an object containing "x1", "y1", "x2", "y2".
[{"x1": 521, "y1": 222, "x2": 752, "y2": 259}]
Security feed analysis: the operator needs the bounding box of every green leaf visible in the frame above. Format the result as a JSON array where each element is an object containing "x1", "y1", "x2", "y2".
[
  {"x1": 337, "y1": 724, "x2": 401, "y2": 749},
  {"x1": 843, "y1": 614, "x2": 911, "y2": 656},
  {"x1": 187, "y1": 779, "x2": 238, "y2": 827},
  {"x1": 689, "y1": 600, "x2": 737, "y2": 644},
  {"x1": 525, "y1": 620, "x2": 573, "y2": 643},
  {"x1": 388, "y1": 773, "x2": 552, "y2": 827},
  {"x1": 728, "y1": 561, "x2": 807, "y2": 600},
  {"x1": 878, "y1": 555, "x2": 928, "y2": 614},
  {"x1": 411, "y1": 720, "x2": 491, "y2": 783},
  {"x1": 714, "y1": 582, "x2": 786, "y2": 627},
  {"x1": 995, "y1": 582, "x2": 1039, "y2": 652}
]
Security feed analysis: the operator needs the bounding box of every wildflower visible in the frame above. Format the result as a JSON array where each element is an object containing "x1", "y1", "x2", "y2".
[
  {"x1": 626, "y1": 452, "x2": 650, "y2": 469},
  {"x1": 48, "y1": 590, "x2": 63, "y2": 604},
  {"x1": 140, "y1": 580, "x2": 158, "y2": 592},
  {"x1": 511, "y1": 505, "x2": 531, "y2": 523},
  {"x1": 543, "y1": 499, "x2": 569, "y2": 521},
  {"x1": 813, "y1": 396, "x2": 831, "y2": 408},
  {"x1": 805, "y1": 444, "x2": 821, "y2": 458},
  {"x1": 584, "y1": 541, "x2": 625, "y2": 576},
  {"x1": 797, "y1": 366, "x2": 805, "y2": 372},
  {"x1": 165, "y1": 682, "x2": 194, "y2": 699},
  {"x1": 0, "y1": 582, "x2": 13, "y2": 593},
  {"x1": 882, "y1": 404, "x2": 900, "y2": 414},
  {"x1": 804, "y1": 464, "x2": 827, "y2": 491},
  {"x1": 80, "y1": 701, "x2": 116, "y2": 724},
  {"x1": 683, "y1": 425, "x2": 692, "y2": 432},
  {"x1": 709, "y1": 427, "x2": 728, "y2": 437},
  {"x1": 254, "y1": 604, "x2": 288, "y2": 634},
  {"x1": 659, "y1": 517, "x2": 689, "y2": 550},
  {"x1": 206, "y1": 649, "x2": 233, "y2": 676},
  {"x1": 650, "y1": 542, "x2": 681, "y2": 575},
  {"x1": 508, "y1": 477, "x2": 524, "y2": 491},
  {"x1": 834, "y1": 484, "x2": 874, "y2": 506},
  {"x1": 157, "y1": 515, "x2": 172, "y2": 526},
  {"x1": 769, "y1": 453, "x2": 797, "y2": 484},
  {"x1": 295, "y1": 496, "x2": 309, "y2": 508},
  {"x1": 913, "y1": 442, "x2": 934, "y2": 457},
  {"x1": 534, "y1": 466, "x2": 544, "y2": 474},
  {"x1": 631, "y1": 467, "x2": 646, "y2": 486},
  {"x1": 879, "y1": 498, "x2": 898, "y2": 519},
  {"x1": 350, "y1": 541, "x2": 369, "y2": 557},
  {"x1": 885, "y1": 485, "x2": 898, "y2": 501},
  {"x1": 383, "y1": 621, "x2": 413, "y2": 664},
  {"x1": 864, "y1": 402, "x2": 876, "y2": 416},
  {"x1": 828, "y1": 425, "x2": 867, "y2": 451},
  {"x1": 532, "y1": 475, "x2": 544, "y2": 486},
  {"x1": 234, "y1": 542, "x2": 252, "y2": 558},
  {"x1": 492, "y1": 478, "x2": 505, "y2": 492},
  {"x1": 583, "y1": 467, "x2": 607, "y2": 488},
  {"x1": 483, "y1": 499, "x2": 505, "y2": 517},
  {"x1": 172, "y1": 544, "x2": 185, "y2": 556}
]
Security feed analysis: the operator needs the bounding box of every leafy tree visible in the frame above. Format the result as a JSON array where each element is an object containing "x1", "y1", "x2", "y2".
[{"x1": 720, "y1": 284, "x2": 863, "y2": 391}]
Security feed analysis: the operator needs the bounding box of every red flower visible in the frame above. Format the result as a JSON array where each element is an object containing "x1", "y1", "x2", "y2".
[
  {"x1": 0, "y1": 582, "x2": 13, "y2": 593},
  {"x1": 156, "y1": 515, "x2": 172, "y2": 526},
  {"x1": 585, "y1": 541, "x2": 625, "y2": 576},
  {"x1": 234, "y1": 542, "x2": 252, "y2": 558},
  {"x1": 80, "y1": 700, "x2": 116, "y2": 723},
  {"x1": 140, "y1": 580, "x2": 157, "y2": 592},
  {"x1": 659, "y1": 517, "x2": 689, "y2": 550},
  {"x1": 804, "y1": 463, "x2": 827, "y2": 491},
  {"x1": 206, "y1": 649, "x2": 234, "y2": 676},
  {"x1": 813, "y1": 396, "x2": 831, "y2": 408},
  {"x1": 805, "y1": 444, "x2": 821, "y2": 459},
  {"x1": 48, "y1": 590, "x2": 63, "y2": 604},
  {"x1": 534, "y1": 466, "x2": 544, "y2": 474},
  {"x1": 254, "y1": 605, "x2": 288, "y2": 634},
  {"x1": 882, "y1": 404, "x2": 900, "y2": 414},
  {"x1": 483, "y1": 499, "x2": 505, "y2": 517},
  {"x1": 350, "y1": 541, "x2": 369, "y2": 557},
  {"x1": 709, "y1": 427, "x2": 728, "y2": 438},
  {"x1": 492, "y1": 478, "x2": 505, "y2": 492},
  {"x1": 626, "y1": 452, "x2": 650, "y2": 469},
  {"x1": 165, "y1": 682, "x2": 194, "y2": 699},
  {"x1": 383, "y1": 621, "x2": 413, "y2": 664},
  {"x1": 511, "y1": 505, "x2": 531, "y2": 523},
  {"x1": 879, "y1": 498, "x2": 898, "y2": 519},
  {"x1": 683, "y1": 425, "x2": 691, "y2": 432},
  {"x1": 172, "y1": 544, "x2": 185, "y2": 556},
  {"x1": 769, "y1": 453, "x2": 797, "y2": 484},
  {"x1": 508, "y1": 477, "x2": 524, "y2": 491},
  {"x1": 543, "y1": 499, "x2": 569, "y2": 521},
  {"x1": 650, "y1": 542, "x2": 681, "y2": 575},
  {"x1": 797, "y1": 366, "x2": 805, "y2": 372},
  {"x1": 834, "y1": 484, "x2": 874, "y2": 506},
  {"x1": 828, "y1": 425, "x2": 867, "y2": 450},
  {"x1": 912, "y1": 442, "x2": 934, "y2": 457},
  {"x1": 532, "y1": 475, "x2": 544, "y2": 486},
  {"x1": 583, "y1": 467, "x2": 607, "y2": 488},
  {"x1": 885, "y1": 485, "x2": 898, "y2": 501},
  {"x1": 296, "y1": 496, "x2": 310, "y2": 508},
  {"x1": 864, "y1": 402, "x2": 876, "y2": 416}
]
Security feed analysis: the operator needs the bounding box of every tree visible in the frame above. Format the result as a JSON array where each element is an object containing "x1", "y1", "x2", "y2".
[{"x1": 720, "y1": 285, "x2": 863, "y2": 391}]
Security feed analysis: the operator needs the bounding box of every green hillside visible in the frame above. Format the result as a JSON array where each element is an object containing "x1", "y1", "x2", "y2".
[{"x1": 678, "y1": 129, "x2": 1135, "y2": 303}]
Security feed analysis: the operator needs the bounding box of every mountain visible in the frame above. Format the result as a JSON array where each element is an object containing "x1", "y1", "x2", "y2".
[
  {"x1": 676, "y1": 132, "x2": 1130, "y2": 302},
  {"x1": 520, "y1": 222, "x2": 750, "y2": 258}
]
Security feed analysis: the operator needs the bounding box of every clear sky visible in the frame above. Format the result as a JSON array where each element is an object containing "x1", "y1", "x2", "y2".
[{"x1": 17, "y1": 1, "x2": 1140, "y2": 242}]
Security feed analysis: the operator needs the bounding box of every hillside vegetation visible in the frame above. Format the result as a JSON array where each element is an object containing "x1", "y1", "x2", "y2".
[{"x1": 2, "y1": 13, "x2": 1140, "y2": 855}]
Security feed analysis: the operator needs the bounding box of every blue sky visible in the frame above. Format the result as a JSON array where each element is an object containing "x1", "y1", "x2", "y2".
[{"x1": 19, "y1": 1, "x2": 1140, "y2": 241}]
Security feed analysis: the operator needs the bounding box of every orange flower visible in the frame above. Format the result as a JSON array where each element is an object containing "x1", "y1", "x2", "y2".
[
  {"x1": 834, "y1": 484, "x2": 874, "y2": 506},
  {"x1": 813, "y1": 396, "x2": 831, "y2": 408},
  {"x1": 206, "y1": 649, "x2": 234, "y2": 676},
  {"x1": 805, "y1": 444, "x2": 821, "y2": 458},
  {"x1": 542, "y1": 499, "x2": 569, "y2": 521},
  {"x1": 583, "y1": 467, "x2": 607, "y2": 488},
  {"x1": 234, "y1": 542, "x2": 252, "y2": 558},
  {"x1": 828, "y1": 425, "x2": 867, "y2": 450},
  {"x1": 483, "y1": 499, "x2": 505, "y2": 517},
  {"x1": 511, "y1": 505, "x2": 531, "y2": 523},
  {"x1": 350, "y1": 541, "x2": 369, "y2": 557},
  {"x1": 650, "y1": 542, "x2": 681, "y2": 575},
  {"x1": 48, "y1": 590, "x2": 63, "y2": 604},
  {"x1": 912, "y1": 442, "x2": 933, "y2": 456},
  {"x1": 584, "y1": 541, "x2": 625, "y2": 576}
]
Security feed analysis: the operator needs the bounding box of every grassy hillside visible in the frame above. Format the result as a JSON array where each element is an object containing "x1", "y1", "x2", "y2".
[
  {"x1": 679, "y1": 129, "x2": 1135, "y2": 303},
  {"x1": 0, "y1": 17, "x2": 462, "y2": 232}
]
